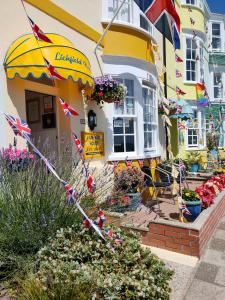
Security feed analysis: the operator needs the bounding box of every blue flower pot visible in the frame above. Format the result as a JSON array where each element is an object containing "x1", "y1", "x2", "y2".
[
  {"x1": 191, "y1": 163, "x2": 199, "y2": 173},
  {"x1": 185, "y1": 200, "x2": 202, "y2": 222}
]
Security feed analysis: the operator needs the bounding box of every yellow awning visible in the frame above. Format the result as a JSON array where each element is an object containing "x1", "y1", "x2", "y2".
[{"x1": 4, "y1": 33, "x2": 94, "y2": 87}]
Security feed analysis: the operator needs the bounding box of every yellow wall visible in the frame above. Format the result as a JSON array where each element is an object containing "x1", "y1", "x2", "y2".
[{"x1": 103, "y1": 25, "x2": 155, "y2": 64}]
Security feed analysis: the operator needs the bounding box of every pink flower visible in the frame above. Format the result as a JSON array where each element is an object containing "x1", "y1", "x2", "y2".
[{"x1": 29, "y1": 154, "x2": 34, "y2": 159}]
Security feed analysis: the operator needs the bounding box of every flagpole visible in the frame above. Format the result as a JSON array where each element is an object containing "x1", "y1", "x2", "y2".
[{"x1": 94, "y1": 0, "x2": 127, "y2": 75}]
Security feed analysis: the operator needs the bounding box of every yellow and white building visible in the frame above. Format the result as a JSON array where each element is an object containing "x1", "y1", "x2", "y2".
[{"x1": 0, "y1": 0, "x2": 163, "y2": 168}]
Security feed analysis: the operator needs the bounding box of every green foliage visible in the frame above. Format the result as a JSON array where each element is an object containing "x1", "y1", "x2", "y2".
[
  {"x1": 21, "y1": 225, "x2": 173, "y2": 300},
  {"x1": 187, "y1": 151, "x2": 201, "y2": 164},
  {"x1": 182, "y1": 188, "x2": 200, "y2": 202}
]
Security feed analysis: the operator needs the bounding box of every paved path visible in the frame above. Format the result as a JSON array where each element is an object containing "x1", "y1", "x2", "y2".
[{"x1": 184, "y1": 213, "x2": 225, "y2": 300}]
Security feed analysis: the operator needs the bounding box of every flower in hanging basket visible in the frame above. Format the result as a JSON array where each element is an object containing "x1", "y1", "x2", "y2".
[{"x1": 91, "y1": 75, "x2": 127, "y2": 105}]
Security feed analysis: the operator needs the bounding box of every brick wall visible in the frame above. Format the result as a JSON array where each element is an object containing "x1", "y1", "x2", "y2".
[{"x1": 140, "y1": 193, "x2": 225, "y2": 257}]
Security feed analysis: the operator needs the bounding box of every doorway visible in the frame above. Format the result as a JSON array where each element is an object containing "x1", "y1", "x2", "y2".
[{"x1": 25, "y1": 90, "x2": 58, "y2": 156}]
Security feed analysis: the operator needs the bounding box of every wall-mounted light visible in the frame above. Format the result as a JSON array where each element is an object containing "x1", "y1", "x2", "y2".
[{"x1": 88, "y1": 110, "x2": 97, "y2": 131}]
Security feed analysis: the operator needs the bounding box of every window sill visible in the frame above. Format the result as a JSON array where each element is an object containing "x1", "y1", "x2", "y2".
[{"x1": 183, "y1": 81, "x2": 197, "y2": 85}]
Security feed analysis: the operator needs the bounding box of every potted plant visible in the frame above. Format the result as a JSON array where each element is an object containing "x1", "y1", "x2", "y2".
[
  {"x1": 182, "y1": 188, "x2": 202, "y2": 221},
  {"x1": 91, "y1": 75, "x2": 127, "y2": 105},
  {"x1": 109, "y1": 166, "x2": 144, "y2": 213},
  {"x1": 187, "y1": 151, "x2": 201, "y2": 172}
]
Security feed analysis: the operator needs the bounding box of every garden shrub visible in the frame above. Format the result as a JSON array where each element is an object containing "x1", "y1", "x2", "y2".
[{"x1": 21, "y1": 224, "x2": 173, "y2": 300}]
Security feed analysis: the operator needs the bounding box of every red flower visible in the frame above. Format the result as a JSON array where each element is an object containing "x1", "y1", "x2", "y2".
[{"x1": 98, "y1": 91, "x2": 104, "y2": 97}]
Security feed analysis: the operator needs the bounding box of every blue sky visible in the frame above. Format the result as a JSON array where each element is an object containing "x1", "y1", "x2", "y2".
[{"x1": 207, "y1": 0, "x2": 225, "y2": 13}]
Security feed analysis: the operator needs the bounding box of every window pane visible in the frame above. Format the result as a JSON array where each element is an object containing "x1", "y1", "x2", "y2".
[
  {"x1": 212, "y1": 23, "x2": 220, "y2": 35},
  {"x1": 113, "y1": 118, "x2": 123, "y2": 134},
  {"x1": 114, "y1": 102, "x2": 124, "y2": 114},
  {"x1": 114, "y1": 136, "x2": 124, "y2": 152},
  {"x1": 212, "y1": 38, "x2": 221, "y2": 49},
  {"x1": 125, "y1": 135, "x2": 134, "y2": 152},
  {"x1": 125, "y1": 118, "x2": 134, "y2": 134},
  {"x1": 125, "y1": 79, "x2": 134, "y2": 96},
  {"x1": 125, "y1": 98, "x2": 134, "y2": 114}
]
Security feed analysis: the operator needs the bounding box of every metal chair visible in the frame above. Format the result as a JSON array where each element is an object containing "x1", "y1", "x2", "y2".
[{"x1": 141, "y1": 166, "x2": 175, "y2": 208}]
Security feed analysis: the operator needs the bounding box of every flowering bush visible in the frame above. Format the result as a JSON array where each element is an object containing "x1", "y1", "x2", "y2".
[
  {"x1": 114, "y1": 166, "x2": 144, "y2": 194},
  {"x1": 1, "y1": 146, "x2": 34, "y2": 172},
  {"x1": 195, "y1": 185, "x2": 215, "y2": 208},
  {"x1": 182, "y1": 189, "x2": 200, "y2": 202},
  {"x1": 21, "y1": 225, "x2": 173, "y2": 299},
  {"x1": 91, "y1": 75, "x2": 127, "y2": 105}
]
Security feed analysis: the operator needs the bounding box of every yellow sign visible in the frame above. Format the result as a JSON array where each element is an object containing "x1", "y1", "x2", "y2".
[{"x1": 81, "y1": 132, "x2": 104, "y2": 159}]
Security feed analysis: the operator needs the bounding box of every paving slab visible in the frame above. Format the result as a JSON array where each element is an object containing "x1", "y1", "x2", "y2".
[
  {"x1": 215, "y1": 266, "x2": 225, "y2": 287},
  {"x1": 185, "y1": 279, "x2": 225, "y2": 300},
  {"x1": 214, "y1": 229, "x2": 225, "y2": 240},
  {"x1": 201, "y1": 249, "x2": 225, "y2": 266},
  {"x1": 208, "y1": 237, "x2": 225, "y2": 252},
  {"x1": 194, "y1": 262, "x2": 219, "y2": 283}
]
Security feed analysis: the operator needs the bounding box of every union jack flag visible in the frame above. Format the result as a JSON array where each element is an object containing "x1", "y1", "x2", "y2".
[
  {"x1": 176, "y1": 69, "x2": 182, "y2": 78},
  {"x1": 125, "y1": 159, "x2": 132, "y2": 167},
  {"x1": 43, "y1": 58, "x2": 66, "y2": 80},
  {"x1": 5, "y1": 114, "x2": 31, "y2": 140},
  {"x1": 134, "y1": 0, "x2": 180, "y2": 49},
  {"x1": 175, "y1": 54, "x2": 183, "y2": 62},
  {"x1": 28, "y1": 16, "x2": 52, "y2": 43},
  {"x1": 59, "y1": 98, "x2": 79, "y2": 117},
  {"x1": 180, "y1": 203, "x2": 192, "y2": 216},
  {"x1": 87, "y1": 173, "x2": 96, "y2": 193},
  {"x1": 95, "y1": 208, "x2": 106, "y2": 229},
  {"x1": 138, "y1": 159, "x2": 144, "y2": 167},
  {"x1": 176, "y1": 86, "x2": 186, "y2": 95},
  {"x1": 72, "y1": 132, "x2": 83, "y2": 154},
  {"x1": 112, "y1": 161, "x2": 119, "y2": 170},
  {"x1": 62, "y1": 181, "x2": 78, "y2": 205},
  {"x1": 190, "y1": 17, "x2": 195, "y2": 25}
]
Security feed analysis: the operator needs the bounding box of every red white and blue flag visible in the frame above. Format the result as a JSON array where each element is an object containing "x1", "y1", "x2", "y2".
[
  {"x1": 72, "y1": 132, "x2": 83, "y2": 154},
  {"x1": 5, "y1": 114, "x2": 31, "y2": 140},
  {"x1": 43, "y1": 58, "x2": 66, "y2": 80},
  {"x1": 59, "y1": 98, "x2": 79, "y2": 117},
  {"x1": 86, "y1": 173, "x2": 96, "y2": 193},
  {"x1": 180, "y1": 203, "x2": 192, "y2": 216},
  {"x1": 62, "y1": 181, "x2": 78, "y2": 205},
  {"x1": 176, "y1": 86, "x2": 186, "y2": 95},
  {"x1": 175, "y1": 53, "x2": 183, "y2": 62},
  {"x1": 176, "y1": 69, "x2": 182, "y2": 78},
  {"x1": 28, "y1": 16, "x2": 52, "y2": 43},
  {"x1": 134, "y1": 0, "x2": 180, "y2": 49}
]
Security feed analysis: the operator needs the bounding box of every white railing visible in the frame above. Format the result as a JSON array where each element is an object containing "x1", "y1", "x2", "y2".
[
  {"x1": 102, "y1": 0, "x2": 155, "y2": 37},
  {"x1": 183, "y1": 0, "x2": 204, "y2": 11}
]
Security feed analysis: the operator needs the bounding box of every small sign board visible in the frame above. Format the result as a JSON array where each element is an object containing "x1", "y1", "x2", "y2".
[{"x1": 81, "y1": 132, "x2": 104, "y2": 159}]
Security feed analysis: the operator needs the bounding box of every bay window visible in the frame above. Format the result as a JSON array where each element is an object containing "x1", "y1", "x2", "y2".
[
  {"x1": 186, "y1": 38, "x2": 197, "y2": 81},
  {"x1": 113, "y1": 79, "x2": 135, "y2": 153},
  {"x1": 212, "y1": 23, "x2": 221, "y2": 52},
  {"x1": 143, "y1": 87, "x2": 157, "y2": 150},
  {"x1": 187, "y1": 110, "x2": 205, "y2": 149}
]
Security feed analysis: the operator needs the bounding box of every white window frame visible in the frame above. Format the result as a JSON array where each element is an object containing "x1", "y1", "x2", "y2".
[
  {"x1": 112, "y1": 78, "x2": 136, "y2": 155},
  {"x1": 142, "y1": 87, "x2": 157, "y2": 151},
  {"x1": 211, "y1": 22, "x2": 221, "y2": 52},
  {"x1": 186, "y1": 109, "x2": 206, "y2": 150},
  {"x1": 107, "y1": 0, "x2": 133, "y2": 24},
  {"x1": 185, "y1": 37, "x2": 197, "y2": 82},
  {"x1": 184, "y1": 35, "x2": 204, "y2": 83}
]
